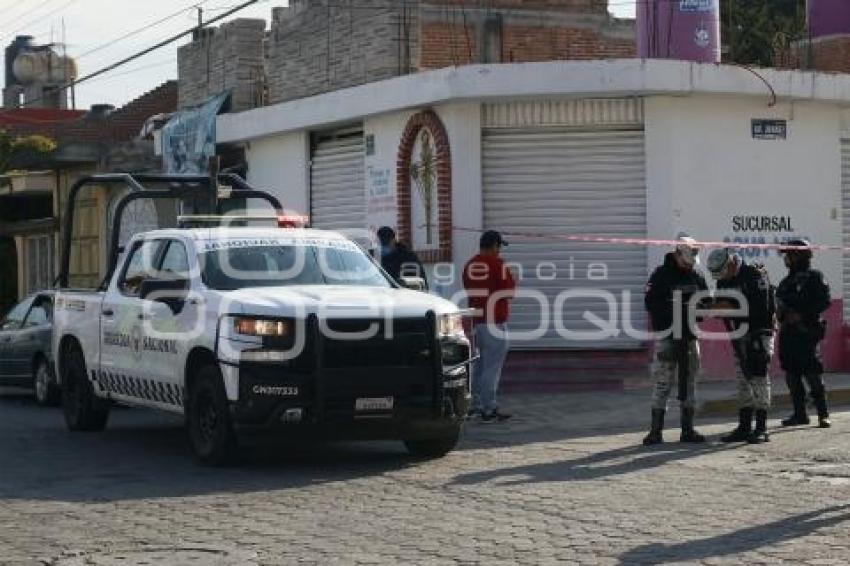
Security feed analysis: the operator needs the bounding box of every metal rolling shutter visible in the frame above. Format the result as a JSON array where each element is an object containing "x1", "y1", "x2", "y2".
[
  {"x1": 842, "y1": 140, "x2": 850, "y2": 321},
  {"x1": 310, "y1": 130, "x2": 365, "y2": 231},
  {"x1": 482, "y1": 127, "x2": 648, "y2": 349}
]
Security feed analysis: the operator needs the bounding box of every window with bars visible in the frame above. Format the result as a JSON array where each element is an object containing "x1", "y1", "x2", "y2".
[{"x1": 25, "y1": 234, "x2": 55, "y2": 294}]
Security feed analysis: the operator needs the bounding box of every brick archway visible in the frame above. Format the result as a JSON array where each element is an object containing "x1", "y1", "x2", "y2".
[{"x1": 396, "y1": 109, "x2": 452, "y2": 264}]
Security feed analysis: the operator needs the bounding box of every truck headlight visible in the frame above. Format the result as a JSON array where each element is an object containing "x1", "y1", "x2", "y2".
[
  {"x1": 233, "y1": 317, "x2": 292, "y2": 337},
  {"x1": 437, "y1": 313, "x2": 465, "y2": 338}
]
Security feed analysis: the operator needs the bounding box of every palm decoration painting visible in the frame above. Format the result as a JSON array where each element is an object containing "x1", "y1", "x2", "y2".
[{"x1": 410, "y1": 130, "x2": 437, "y2": 246}]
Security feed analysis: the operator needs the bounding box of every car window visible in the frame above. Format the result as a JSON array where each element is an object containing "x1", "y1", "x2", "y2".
[
  {"x1": 119, "y1": 240, "x2": 163, "y2": 296},
  {"x1": 159, "y1": 240, "x2": 190, "y2": 279},
  {"x1": 0, "y1": 297, "x2": 34, "y2": 331},
  {"x1": 23, "y1": 301, "x2": 51, "y2": 328}
]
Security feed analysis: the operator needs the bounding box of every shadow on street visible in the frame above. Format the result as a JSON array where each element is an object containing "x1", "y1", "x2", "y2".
[
  {"x1": 0, "y1": 392, "x2": 417, "y2": 504},
  {"x1": 618, "y1": 504, "x2": 850, "y2": 564},
  {"x1": 450, "y1": 442, "x2": 737, "y2": 486}
]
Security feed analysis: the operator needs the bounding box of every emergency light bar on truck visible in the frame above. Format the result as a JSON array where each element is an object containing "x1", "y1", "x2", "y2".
[{"x1": 177, "y1": 214, "x2": 311, "y2": 229}]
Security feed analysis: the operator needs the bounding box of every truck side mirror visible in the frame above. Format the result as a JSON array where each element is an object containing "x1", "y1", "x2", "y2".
[
  {"x1": 399, "y1": 276, "x2": 427, "y2": 292},
  {"x1": 139, "y1": 278, "x2": 189, "y2": 314}
]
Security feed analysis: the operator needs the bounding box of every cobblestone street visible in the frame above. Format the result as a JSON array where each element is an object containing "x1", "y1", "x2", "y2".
[{"x1": 2, "y1": 387, "x2": 850, "y2": 565}]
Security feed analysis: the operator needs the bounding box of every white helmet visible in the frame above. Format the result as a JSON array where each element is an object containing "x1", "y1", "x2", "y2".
[{"x1": 675, "y1": 232, "x2": 700, "y2": 268}]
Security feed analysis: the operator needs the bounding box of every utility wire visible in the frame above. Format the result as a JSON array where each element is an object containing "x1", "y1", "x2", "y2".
[
  {"x1": 3, "y1": 0, "x2": 81, "y2": 41},
  {"x1": 2, "y1": 0, "x2": 261, "y2": 114},
  {"x1": 0, "y1": 0, "x2": 60, "y2": 31},
  {"x1": 77, "y1": 0, "x2": 214, "y2": 60}
]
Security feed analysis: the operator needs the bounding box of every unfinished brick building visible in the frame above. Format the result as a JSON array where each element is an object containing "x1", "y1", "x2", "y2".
[{"x1": 178, "y1": 0, "x2": 634, "y2": 109}]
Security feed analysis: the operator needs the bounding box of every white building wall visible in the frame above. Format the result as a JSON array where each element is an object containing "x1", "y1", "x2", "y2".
[
  {"x1": 362, "y1": 102, "x2": 481, "y2": 299},
  {"x1": 244, "y1": 132, "x2": 310, "y2": 215},
  {"x1": 645, "y1": 95, "x2": 843, "y2": 292}
]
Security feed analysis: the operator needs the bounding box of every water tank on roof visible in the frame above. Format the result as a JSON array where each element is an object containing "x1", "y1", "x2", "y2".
[
  {"x1": 12, "y1": 50, "x2": 77, "y2": 85},
  {"x1": 5, "y1": 36, "x2": 33, "y2": 87},
  {"x1": 637, "y1": 0, "x2": 721, "y2": 63},
  {"x1": 807, "y1": 0, "x2": 850, "y2": 39}
]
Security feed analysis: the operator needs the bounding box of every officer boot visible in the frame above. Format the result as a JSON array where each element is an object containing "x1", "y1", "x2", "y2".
[
  {"x1": 808, "y1": 376, "x2": 831, "y2": 428},
  {"x1": 748, "y1": 409, "x2": 770, "y2": 444},
  {"x1": 642, "y1": 409, "x2": 665, "y2": 446},
  {"x1": 721, "y1": 407, "x2": 753, "y2": 443},
  {"x1": 680, "y1": 407, "x2": 706, "y2": 443},
  {"x1": 782, "y1": 374, "x2": 809, "y2": 426}
]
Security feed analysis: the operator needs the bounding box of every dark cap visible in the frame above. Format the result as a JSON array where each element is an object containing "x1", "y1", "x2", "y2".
[
  {"x1": 480, "y1": 230, "x2": 508, "y2": 249},
  {"x1": 377, "y1": 226, "x2": 396, "y2": 245},
  {"x1": 779, "y1": 238, "x2": 813, "y2": 258}
]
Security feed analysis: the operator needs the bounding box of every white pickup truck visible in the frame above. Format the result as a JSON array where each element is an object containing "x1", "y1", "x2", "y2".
[{"x1": 53, "y1": 181, "x2": 471, "y2": 465}]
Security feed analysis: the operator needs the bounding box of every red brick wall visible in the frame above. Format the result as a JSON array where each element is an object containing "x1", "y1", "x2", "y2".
[
  {"x1": 419, "y1": 2, "x2": 635, "y2": 70},
  {"x1": 501, "y1": 25, "x2": 634, "y2": 62},
  {"x1": 421, "y1": 23, "x2": 478, "y2": 68},
  {"x1": 808, "y1": 37, "x2": 850, "y2": 73},
  {"x1": 425, "y1": 0, "x2": 606, "y2": 13}
]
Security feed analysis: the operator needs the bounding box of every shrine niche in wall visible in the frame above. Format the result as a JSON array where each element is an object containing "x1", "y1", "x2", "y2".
[{"x1": 396, "y1": 110, "x2": 452, "y2": 264}]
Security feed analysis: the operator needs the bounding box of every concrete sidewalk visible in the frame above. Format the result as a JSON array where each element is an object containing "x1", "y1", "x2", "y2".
[{"x1": 492, "y1": 372, "x2": 850, "y2": 442}]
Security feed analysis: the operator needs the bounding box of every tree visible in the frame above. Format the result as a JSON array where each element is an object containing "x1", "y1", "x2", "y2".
[
  {"x1": 0, "y1": 132, "x2": 57, "y2": 173},
  {"x1": 0, "y1": 132, "x2": 56, "y2": 313},
  {"x1": 722, "y1": 0, "x2": 806, "y2": 67}
]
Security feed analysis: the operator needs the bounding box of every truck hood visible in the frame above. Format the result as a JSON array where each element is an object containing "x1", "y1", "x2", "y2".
[{"x1": 213, "y1": 285, "x2": 461, "y2": 319}]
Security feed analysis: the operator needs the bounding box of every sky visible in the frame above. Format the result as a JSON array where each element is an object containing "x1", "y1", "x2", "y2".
[{"x1": 0, "y1": 0, "x2": 635, "y2": 110}]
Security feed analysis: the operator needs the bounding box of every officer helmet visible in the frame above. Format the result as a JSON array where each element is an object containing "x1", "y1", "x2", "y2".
[
  {"x1": 779, "y1": 238, "x2": 813, "y2": 260},
  {"x1": 707, "y1": 248, "x2": 736, "y2": 280},
  {"x1": 675, "y1": 232, "x2": 700, "y2": 268}
]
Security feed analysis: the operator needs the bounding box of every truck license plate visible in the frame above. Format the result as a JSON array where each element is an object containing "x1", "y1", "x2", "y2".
[{"x1": 355, "y1": 397, "x2": 394, "y2": 411}]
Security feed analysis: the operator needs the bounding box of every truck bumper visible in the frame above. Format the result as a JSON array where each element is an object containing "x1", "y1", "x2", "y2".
[{"x1": 228, "y1": 361, "x2": 471, "y2": 441}]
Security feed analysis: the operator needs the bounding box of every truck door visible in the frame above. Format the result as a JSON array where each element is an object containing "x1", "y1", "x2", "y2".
[
  {"x1": 100, "y1": 239, "x2": 163, "y2": 401},
  {"x1": 137, "y1": 238, "x2": 196, "y2": 409}
]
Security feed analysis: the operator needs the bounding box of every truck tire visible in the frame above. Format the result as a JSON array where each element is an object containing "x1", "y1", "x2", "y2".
[
  {"x1": 186, "y1": 365, "x2": 239, "y2": 466},
  {"x1": 34, "y1": 357, "x2": 61, "y2": 407},
  {"x1": 61, "y1": 344, "x2": 109, "y2": 431},
  {"x1": 404, "y1": 426, "x2": 461, "y2": 459}
]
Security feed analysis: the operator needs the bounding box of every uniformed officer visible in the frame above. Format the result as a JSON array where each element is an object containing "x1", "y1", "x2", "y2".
[
  {"x1": 776, "y1": 239, "x2": 832, "y2": 428},
  {"x1": 707, "y1": 249, "x2": 775, "y2": 444},
  {"x1": 643, "y1": 234, "x2": 709, "y2": 446}
]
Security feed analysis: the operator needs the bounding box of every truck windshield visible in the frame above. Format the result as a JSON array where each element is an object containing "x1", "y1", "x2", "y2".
[{"x1": 201, "y1": 244, "x2": 392, "y2": 290}]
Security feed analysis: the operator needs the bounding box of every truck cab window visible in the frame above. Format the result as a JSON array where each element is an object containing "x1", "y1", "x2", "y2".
[
  {"x1": 159, "y1": 241, "x2": 190, "y2": 280},
  {"x1": 119, "y1": 240, "x2": 163, "y2": 296}
]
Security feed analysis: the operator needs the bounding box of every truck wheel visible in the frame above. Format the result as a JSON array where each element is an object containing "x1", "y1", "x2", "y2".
[
  {"x1": 61, "y1": 345, "x2": 109, "y2": 431},
  {"x1": 404, "y1": 426, "x2": 461, "y2": 459},
  {"x1": 34, "y1": 358, "x2": 61, "y2": 407},
  {"x1": 186, "y1": 365, "x2": 238, "y2": 466}
]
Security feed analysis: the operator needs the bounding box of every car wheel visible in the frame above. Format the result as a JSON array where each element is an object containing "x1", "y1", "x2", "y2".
[
  {"x1": 34, "y1": 358, "x2": 61, "y2": 407},
  {"x1": 186, "y1": 365, "x2": 238, "y2": 466},
  {"x1": 61, "y1": 344, "x2": 109, "y2": 431},
  {"x1": 404, "y1": 426, "x2": 461, "y2": 459}
]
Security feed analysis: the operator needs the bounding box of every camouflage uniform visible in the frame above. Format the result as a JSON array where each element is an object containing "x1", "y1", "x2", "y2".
[
  {"x1": 650, "y1": 337, "x2": 700, "y2": 411},
  {"x1": 643, "y1": 251, "x2": 709, "y2": 445}
]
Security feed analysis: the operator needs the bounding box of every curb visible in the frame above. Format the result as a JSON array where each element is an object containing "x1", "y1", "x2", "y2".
[{"x1": 700, "y1": 387, "x2": 850, "y2": 417}]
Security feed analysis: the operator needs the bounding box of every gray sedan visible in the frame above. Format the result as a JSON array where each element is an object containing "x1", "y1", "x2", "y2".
[{"x1": 0, "y1": 292, "x2": 60, "y2": 406}]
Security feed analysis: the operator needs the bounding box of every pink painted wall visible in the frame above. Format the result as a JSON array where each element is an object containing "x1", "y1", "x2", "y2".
[
  {"x1": 637, "y1": 0, "x2": 721, "y2": 63},
  {"x1": 699, "y1": 299, "x2": 849, "y2": 379},
  {"x1": 807, "y1": 0, "x2": 850, "y2": 39}
]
